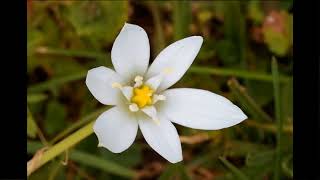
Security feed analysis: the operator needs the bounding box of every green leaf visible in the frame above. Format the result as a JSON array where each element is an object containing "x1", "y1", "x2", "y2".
[
  {"x1": 173, "y1": 1, "x2": 191, "y2": 40},
  {"x1": 264, "y1": 28, "x2": 290, "y2": 56},
  {"x1": 66, "y1": 1, "x2": 128, "y2": 45},
  {"x1": 28, "y1": 71, "x2": 86, "y2": 93},
  {"x1": 27, "y1": 107, "x2": 38, "y2": 138},
  {"x1": 227, "y1": 78, "x2": 273, "y2": 122},
  {"x1": 263, "y1": 11, "x2": 292, "y2": 57},
  {"x1": 247, "y1": 1, "x2": 264, "y2": 25},
  {"x1": 244, "y1": 150, "x2": 289, "y2": 179},
  {"x1": 280, "y1": 80, "x2": 293, "y2": 121},
  {"x1": 27, "y1": 93, "x2": 48, "y2": 104},
  {"x1": 219, "y1": 2, "x2": 246, "y2": 67},
  {"x1": 272, "y1": 57, "x2": 282, "y2": 180}
]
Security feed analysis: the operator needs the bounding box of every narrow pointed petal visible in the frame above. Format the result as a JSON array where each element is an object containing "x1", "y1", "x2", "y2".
[
  {"x1": 146, "y1": 36, "x2": 203, "y2": 91},
  {"x1": 160, "y1": 88, "x2": 247, "y2": 130},
  {"x1": 93, "y1": 106, "x2": 138, "y2": 153},
  {"x1": 111, "y1": 23, "x2": 150, "y2": 80},
  {"x1": 86, "y1": 66, "x2": 123, "y2": 105},
  {"x1": 141, "y1": 106, "x2": 159, "y2": 124},
  {"x1": 138, "y1": 113, "x2": 182, "y2": 163},
  {"x1": 145, "y1": 74, "x2": 163, "y2": 91},
  {"x1": 120, "y1": 86, "x2": 133, "y2": 101}
]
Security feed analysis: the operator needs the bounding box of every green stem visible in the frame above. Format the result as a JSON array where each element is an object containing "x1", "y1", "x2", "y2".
[
  {"x1": 272, "y1": 57, "x2": 282, "y2": 180},
  {"x1": 27, "y1": 121, "x2": 94, "y2": 176},
  {"x1": 28, "y1": 141, "x2": 136, "y2": 178}
]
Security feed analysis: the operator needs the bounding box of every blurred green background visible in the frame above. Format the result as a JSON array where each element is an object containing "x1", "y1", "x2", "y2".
[{"x1": 27, "y1": 0, "x2": 293, "y2": 179}]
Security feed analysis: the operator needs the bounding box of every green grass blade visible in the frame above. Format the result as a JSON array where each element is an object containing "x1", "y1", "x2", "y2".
[
  {"x1": 27, "y1": 106, "x2": 38, "y2": 138},
  {"x1": 35, "y1": 46, "x2": 107, "y2": 60},
  {"x1": 272, "y1": 57, "x2": 282, "y2": 180},
  {"x1": 27, "y1": 93, "x2": 48, "y2": 104},
  {"x1": 228, "y1": 78, "x2": 273, "y2": 122},
  {"x1": 189, "y1": 66, "x2": 291, "y2": 83},
  {"x1": 148, "y1": 2, "x2": 165, "y2": 55},
  {"x1": 219, "y1": 157, "x2": 249, "y2": 180},
  {"x1": 50, "y1": 107, "x2": 109, "y2": 144},
  {"x1": 173, "y1": 0, "x2": 191, "y2": 40},
  {"x1": 28, "y1": 71, "x2": 87, "y2": 93}
]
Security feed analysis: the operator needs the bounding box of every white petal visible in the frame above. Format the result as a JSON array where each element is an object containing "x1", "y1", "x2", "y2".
[
  {"x1": 93, "y1": 106, "x2": 138, "y2": 153},
  {"x1": 145, "y1": 74, "x2": 163, "y2": 91},
  {"x1": 86, "y1": 66, "x2": 123, "y2": 105},
  {"x1": 160, "y1": 88, "x2": 247, "y2": 130},
  {"x1": 146, "y1": 36, "x2": 203, "y2": 91},
  {"x1": 141, "y1": 106, "x2": 159, "y2": 124},
  {"x1": 120, "y1": 86, "x2": 133, "y2": 101},
  {"x1": 111, "y1": 23, "x2": 150, "y2": 80},
  {"x1": 138, "y1": 113, "x2": 182, "y2": 163}
]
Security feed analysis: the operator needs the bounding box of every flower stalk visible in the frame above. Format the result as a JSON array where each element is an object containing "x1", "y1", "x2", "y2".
[{"x1": 27, "y1": 121, "x2": 94, "y2": 176}]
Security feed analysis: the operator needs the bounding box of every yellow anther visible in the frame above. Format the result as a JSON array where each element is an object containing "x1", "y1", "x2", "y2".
[{"x1": 131, "y1": 85, "x2": 154, "y2": 108}]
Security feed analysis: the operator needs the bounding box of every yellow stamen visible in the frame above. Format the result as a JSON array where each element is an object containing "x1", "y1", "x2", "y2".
[{"x1": 131, "y1": 85, "x2": 154, "y2": 108}]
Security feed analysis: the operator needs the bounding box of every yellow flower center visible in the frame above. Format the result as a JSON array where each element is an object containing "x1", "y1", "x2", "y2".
[{"x1": 131, "y1": 85, "x2": 154, "y2": 108}]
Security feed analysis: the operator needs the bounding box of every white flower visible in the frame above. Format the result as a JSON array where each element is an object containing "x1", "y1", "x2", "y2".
[{"x1": 86, "y1": 23, "x2": 247, "y2": 163}]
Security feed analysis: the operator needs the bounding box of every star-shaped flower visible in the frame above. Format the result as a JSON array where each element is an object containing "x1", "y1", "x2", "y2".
[{"x1": 86, "y1": 23, "x2": 247, "y2": 163}]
